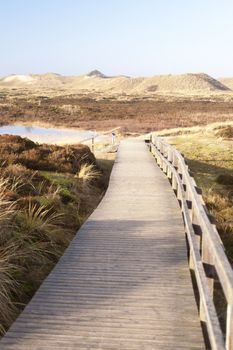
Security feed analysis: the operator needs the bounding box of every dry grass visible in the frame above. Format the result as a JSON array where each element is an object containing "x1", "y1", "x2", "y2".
[
  {"x1": 164, "y1": 122, "x2": 233, "y2": 263},
  {"x1": 1, "y1": 93, "x2": 233, "y2": 133},
  {"x1": 205, "y1": 190, "x2": 233, "y2": 260},
  {"x1": 77, "y1": 163, "x2": 101, "y2": 182},
  {"x1": 215, "y1": 125, "x2": 233, "y2": 139},
  {"x1": 0, "y1": 138, "x2": 113, "y2": 335},
  {"x1": 0, "y1": 179, "x2": 19, "y2": 334},
  {"x1": 0, "y1": 247, "x2": 18, "y2": 334}
]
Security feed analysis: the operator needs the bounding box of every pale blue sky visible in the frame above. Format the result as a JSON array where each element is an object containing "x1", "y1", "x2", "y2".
[{"x1": 0, "y1": 0, "x2": 233, "y2": 77}]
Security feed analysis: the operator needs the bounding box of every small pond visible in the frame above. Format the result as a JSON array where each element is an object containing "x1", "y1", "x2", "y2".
[{"x1": 0, "y1": 125, "x2": 98, "y2": 145}]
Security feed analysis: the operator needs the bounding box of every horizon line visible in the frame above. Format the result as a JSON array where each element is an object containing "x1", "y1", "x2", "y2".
[{"x1": 0, "y1": 70, "x2": 232, "y2": 79}]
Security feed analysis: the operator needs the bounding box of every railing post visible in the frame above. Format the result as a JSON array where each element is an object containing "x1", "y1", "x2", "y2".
[
  {"x1": 226, "y1": 304, "x2": 233, "y2": 350},
  {"x1": 152, "y1": 145, "x2": 155, "y2": 157},
  {"x1": 166, "y1": 148, "x2": 172, "y2": 179},
  {"x1": 199, "y1": 298, "x2": 206, "y2": 324},
  {"x1": 189, "y1": 249, "x2": 195, "y2": 271},
  {"x1": 202, "y1": 232, "x2": 214, "y2": 296},
  {"x1": 171, "y1": 173, "x2": 178, "y2": 193},
  {"x1": 149, "y1": 134, "x2": 152, "y2": 153},
  {"x1": 167, "y1": 148, "x2": 172, "y2": 163},
  {"x1": 162, "y1": 159, "x2": 167, "y2": 174},
  {"x1": 172, "y1": 152, "x2": 178, "y2": 169},
  {"x1": 91, "y1": 137, "x2": 94, "y2": 153},
  {"x1": 160, "y1": 143, "x2": 164, "y2": 155},
  {"x1": 191, "y1": 206, "x2": 202, "y2": 251}
]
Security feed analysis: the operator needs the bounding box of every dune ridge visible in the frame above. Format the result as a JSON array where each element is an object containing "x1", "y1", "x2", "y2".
[{"x1": 0, "y1": 70, "x2": 231, "y2": 96}]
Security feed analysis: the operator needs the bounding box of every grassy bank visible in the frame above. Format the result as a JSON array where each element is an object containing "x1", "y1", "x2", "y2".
[{"x1": 0, "y1": 135, "x2": 114, "y2": 335}]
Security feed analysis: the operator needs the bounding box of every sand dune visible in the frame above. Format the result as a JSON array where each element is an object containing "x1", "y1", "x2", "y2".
[
  {"x1": 1, "y1": 74, "x2": 35, "y2": 86},
  {"x1": 0, "y1": 70, "x2": 231, "y2": 96},
  {"x1": 219, "y1": 78, "x2": 233, "y2": 90},
  {"x1": 132, "y1": 73, "x2": 230, "y2": 93}
]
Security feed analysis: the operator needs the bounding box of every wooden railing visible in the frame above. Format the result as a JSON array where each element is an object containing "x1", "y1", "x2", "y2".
[
  {"x1": 149, "y1": 135, "x2": 233, "y2": 350},
  {"x1": 80, "y1": 127, "x2": 120, "y2": 153}
]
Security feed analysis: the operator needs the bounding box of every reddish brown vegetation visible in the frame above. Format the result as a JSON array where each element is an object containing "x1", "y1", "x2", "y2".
[
  {"x1": 0, "y1": 135, "x2": 95, "y2": 173},
  {"x1": 0, "y1": 94, "x2": 233, "y2": 133}
]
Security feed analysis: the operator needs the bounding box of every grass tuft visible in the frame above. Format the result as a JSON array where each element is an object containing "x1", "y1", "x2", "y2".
[{"x1": 77, "y1": 163, "x2": 101, "y2": 183}]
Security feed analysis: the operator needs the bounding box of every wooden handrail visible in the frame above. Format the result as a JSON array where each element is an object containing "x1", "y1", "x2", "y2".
[{"x1": 149, "y1": 135, "x2": 233, "y2": 350}]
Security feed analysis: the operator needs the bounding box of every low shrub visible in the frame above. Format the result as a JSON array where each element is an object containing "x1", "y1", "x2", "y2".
[
  {"x1": 0, "y1": 135, "x2": 96, "y2": 173},
  {"x1": 216, "y1": 126, "x2": 233, "y2": 139},
  {"x1": 216, "y1": 174, "x2": 233, "y2": 186}
]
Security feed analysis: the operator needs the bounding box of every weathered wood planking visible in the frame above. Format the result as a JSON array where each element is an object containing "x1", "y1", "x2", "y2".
[{"x1": 0, "y1": 140, "x2": 204, "y2": 350}]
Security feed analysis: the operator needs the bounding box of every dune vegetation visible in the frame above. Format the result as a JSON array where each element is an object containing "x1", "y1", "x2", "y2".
[
  {"x1": 159, "y1": 122, "x2": 233, "y2": 263},
  {"x1": 0, "y1": 135, "x2": 113, "y2": 335},
  {"x1": 1, "y1": 93, "x2": 233, "y2": 134}
]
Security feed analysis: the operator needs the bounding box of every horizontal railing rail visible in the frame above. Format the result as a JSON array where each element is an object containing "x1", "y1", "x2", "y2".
[{"x1": 149, "y1": 135, "x2": 233, "y2": 350}]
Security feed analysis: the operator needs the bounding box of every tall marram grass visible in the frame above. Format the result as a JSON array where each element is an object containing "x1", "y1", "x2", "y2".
[
  {"x1": 0, "y1": 160, "x2": 105, "y2": 335},
  {"x1": 14, "y1": 203, "x2": 64, "y2": 263},
  {"x1": 0, "y1": 178, "x2": 66, "y2": 334},
  {"x1": 0, "y1": 246, "x2": 18, "y2": 334},
  {"x1": 78, "y1": 163, "x2": 101, "y2": 182},
  {"x1": 0, "y1": 179, "x2": 19, "y2": 334}
]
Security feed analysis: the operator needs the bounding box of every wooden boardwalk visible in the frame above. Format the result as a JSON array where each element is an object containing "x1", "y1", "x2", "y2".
[{"x1": 0, "y1": 140, "x2": 204, "y2": 349}]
